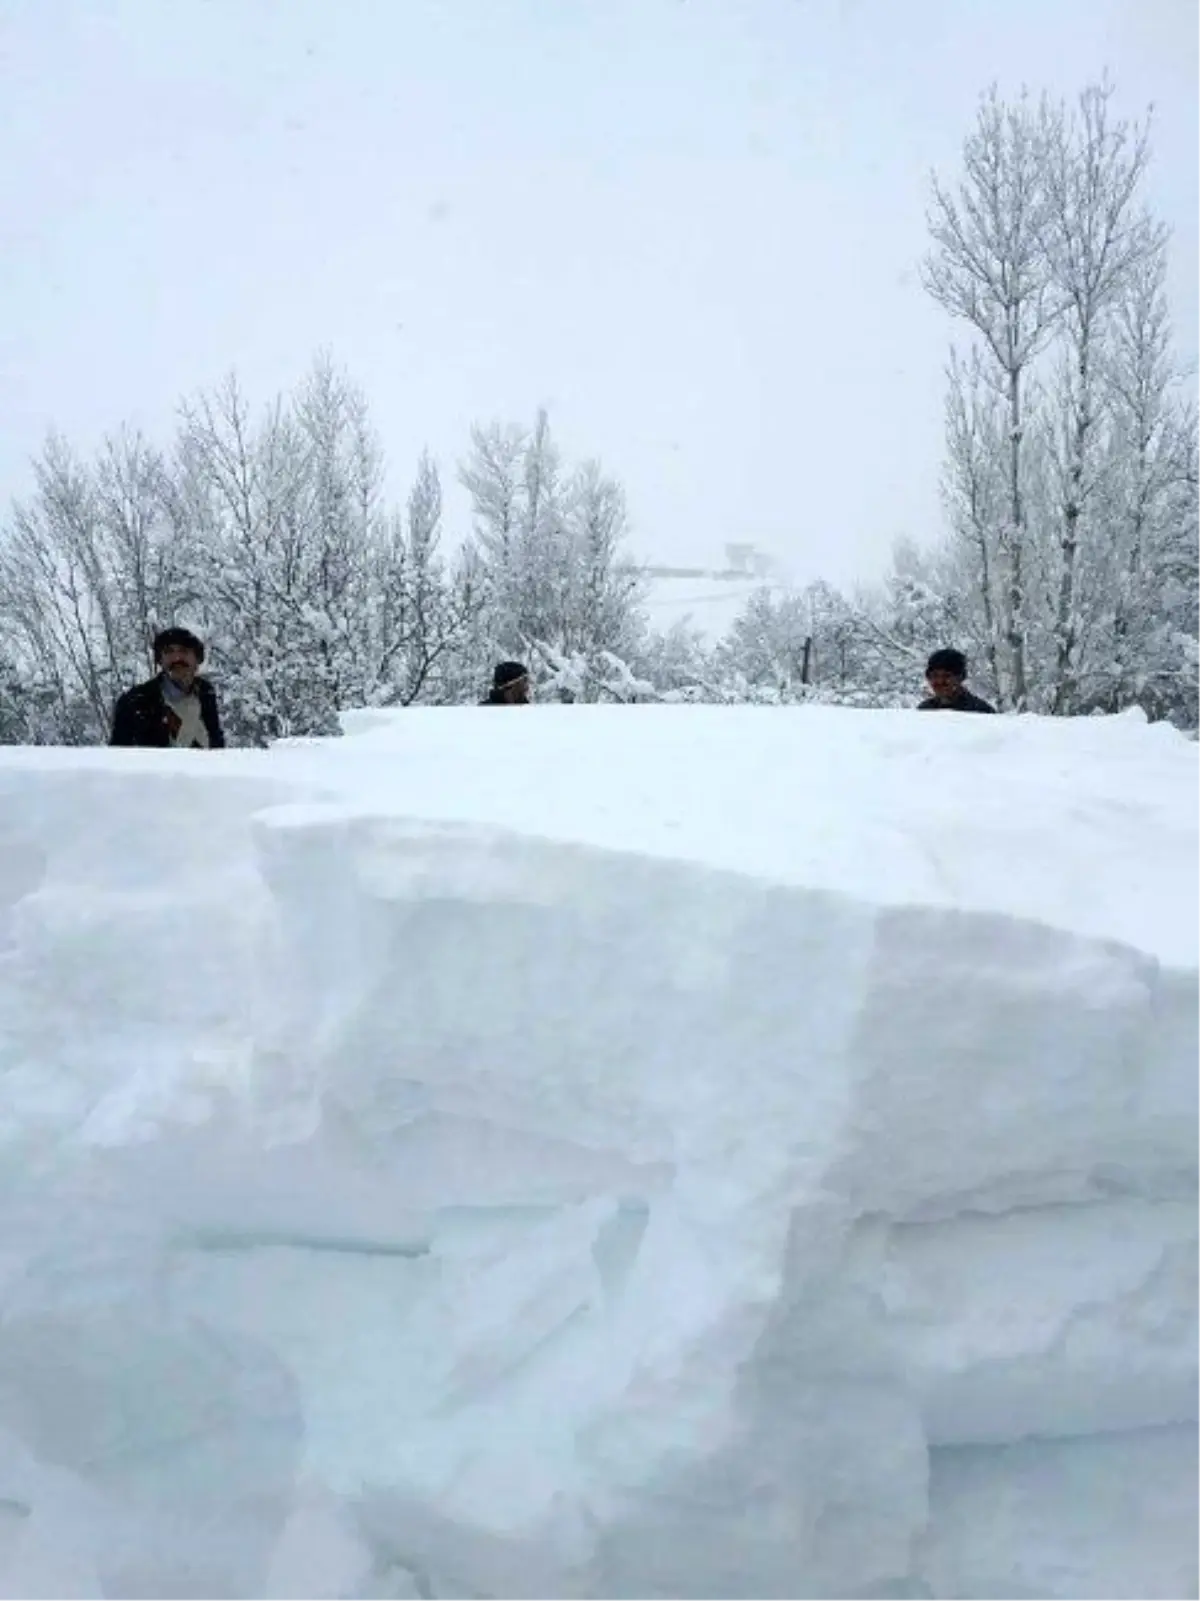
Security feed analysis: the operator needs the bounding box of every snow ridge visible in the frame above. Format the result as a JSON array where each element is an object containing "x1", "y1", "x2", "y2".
[{"x1": 0, "y1": 707, "x2": 1195, "y2": 1598}]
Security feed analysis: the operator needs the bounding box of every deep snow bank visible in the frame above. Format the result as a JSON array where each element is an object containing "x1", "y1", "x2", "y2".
[{"x1": 0, "y1": 706, "x2": 1195, "y2": 1599}]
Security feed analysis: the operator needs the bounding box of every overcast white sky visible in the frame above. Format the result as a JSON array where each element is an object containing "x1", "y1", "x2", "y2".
[{"x1": 1, "y1": 0, "x2": 1195, "y2": 585}]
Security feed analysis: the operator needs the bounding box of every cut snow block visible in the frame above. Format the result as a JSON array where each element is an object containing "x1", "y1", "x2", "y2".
[
  {"x1": 0, "y1": 767, "x2": 285, "y2": 1153},
  {"x1": 918, "y1": 1425, "x2": 1199, "y2": 1600},
  {"x1": 830, "y1": 905, "x2": 1194, "y2": 1214},
  {"x1": 0, "y1": 1313, "x2": 302, "y2": 1598},
  {"x1": 248, "y1": 809, "x2": 875, "y2": 1180},
  {"x1": 756, "y1": 1199, "x2": 1198, "y2": 1448},
  {"x1": 1124, "y1": 965, "x2": 1200, "y2": 1179}
]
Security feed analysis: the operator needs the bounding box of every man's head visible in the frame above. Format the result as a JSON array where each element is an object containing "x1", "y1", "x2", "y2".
[
  {"x1": 492, "y1": 661, "x2": 531, "y2": 704},
  {"x1": 925, "y1": 647, "x2": 968, "y2": 704},
  {"x1": 154, "y1": 627, "x2": 205, "y2": 690}
]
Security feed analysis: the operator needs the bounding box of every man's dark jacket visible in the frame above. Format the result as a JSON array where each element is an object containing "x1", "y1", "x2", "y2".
[
  {"x1": 917, "y1": 688, "x2": 996, "y2": 714},
  {"x1": 109, "y1": 675, "x2": 226, "y2": 748}
]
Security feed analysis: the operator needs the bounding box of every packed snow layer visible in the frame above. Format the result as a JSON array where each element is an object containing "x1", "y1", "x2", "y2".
[{"x1": 0, "y1": 706, "x2": 1195, "y2": 1599}]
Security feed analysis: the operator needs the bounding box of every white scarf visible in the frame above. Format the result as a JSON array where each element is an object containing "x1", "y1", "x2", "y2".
[{"x1": 166, "y1": 686, "x2": 210, "y2": 749}]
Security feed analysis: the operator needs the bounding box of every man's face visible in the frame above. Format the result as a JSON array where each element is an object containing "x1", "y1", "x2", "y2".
[
  {"x1": 502, "y1": 676, "x2": 530, "y2": 704},
  {"x1": 160, "y1": 645, "x2": 200, "y2": 689},
  {"x1": 926, "y1": 668, "x2": 963, "y2": 703}
]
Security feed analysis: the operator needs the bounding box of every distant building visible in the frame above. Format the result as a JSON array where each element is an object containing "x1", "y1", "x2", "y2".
[
  {"x1": 641, "y1": 564, "x2": 711, "y2": 581},
  {"x1": 639, "y1": 545, "x2": 780, "y2": 586},
  {"x1": 723, "y1": 543, "x2": 775, "y2": 579}
]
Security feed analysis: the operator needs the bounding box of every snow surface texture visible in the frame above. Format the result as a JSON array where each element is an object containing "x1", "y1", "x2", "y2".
[{"x1": 0, "y1": 705, "x2": 1195, "y2": 1600}]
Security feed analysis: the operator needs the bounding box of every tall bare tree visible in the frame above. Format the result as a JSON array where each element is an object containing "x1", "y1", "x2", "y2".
[
  {"x1": 1097, "y1": 248, "x2": 1198, "y2": 719},
  {"x1": 940, "y1": 348, "x2": 1008, "y2": 700},
  {"x1": 924, "y1": 88, "x2": 1063, "y2": 708},
  {"x1": 1040, "y1": 82, "x2": 1164, "y2": 711}
]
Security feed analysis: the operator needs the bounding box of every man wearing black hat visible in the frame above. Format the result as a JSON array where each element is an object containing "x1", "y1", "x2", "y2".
[
  {"x1": 110, "y1": 628, "x2": 226, "y2": 748},
  {"x1": 481, "y1": 661, "x2": 531, "y2": 706},
  {"x1": 918, "y1": 649, "x2": 996, "y2": 714}
]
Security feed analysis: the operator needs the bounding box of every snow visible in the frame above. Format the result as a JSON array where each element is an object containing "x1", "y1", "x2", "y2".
[{"x1": 0, "y1": 704, "x2": 1196, "y2": 1599}]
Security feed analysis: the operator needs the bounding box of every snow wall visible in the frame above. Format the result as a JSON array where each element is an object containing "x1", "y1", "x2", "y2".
[{"x1": 0, "y1": 705, "x2": 1196, "y2": 1600}]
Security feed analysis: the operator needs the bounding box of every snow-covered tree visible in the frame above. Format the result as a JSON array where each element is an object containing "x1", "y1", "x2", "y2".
[
  {"x1": 714, "y1": 567, "x2": 955, "y2": 708},
  {"x1": 1038, "y1": 82, "x2": 1164, "y2": 712},
  {"x1": 0, "y1": 430, "x2": 184, "y2": 741},
  {"x1": 0, "y1": 359, "x2": 487, "y2": 744},
  {"x1": 924, "y1": 87, "x2": 1063, "y2": 708},
  {"x1": 566, "y1": 459, "x2": 644, "y2": 661},
  {"x1": 173, "y1": 373, "x2": 350, "y2": 742},
  {"x1": 717, "y1": 588, "x2": 812, "y2": 695},
  {"x1": 460, "y1": 410, "x2": 646, "y2": 698},
  {"x1": 633, "y1": 619, "x2": 718, "y2": 700},
  {"x1": 172, "y1": 359, "x2": 482, "y2": 740},
  {"x1": 1088, "y1": 250, "x2": 1198, "y2": 722},
  {"x1": 369, "y1": 454, "x2": 485, "y2": 707},
  {"x1": 925, "y1": 79, "x2": 1196, "y2": 727}
]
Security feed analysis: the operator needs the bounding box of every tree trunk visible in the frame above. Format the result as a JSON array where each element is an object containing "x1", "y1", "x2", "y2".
[
  {"x1": 1052, "y1": 338, "x2": 1093, "y2": 714},
  {"x1": 1006, "y1": 366, "x2": 1029, "y2": 709}
]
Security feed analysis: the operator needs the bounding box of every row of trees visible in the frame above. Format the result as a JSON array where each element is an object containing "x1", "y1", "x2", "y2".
[
  {"x1": 1, "y1": 80, "x2": 1194, "y2": 742},
  {"x1": 0, "y1": 366, "x2": 649, "y2": 743}
]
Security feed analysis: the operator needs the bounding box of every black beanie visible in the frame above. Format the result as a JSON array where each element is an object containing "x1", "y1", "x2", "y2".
[
  {"x1": 926, "y1": 648, "x2": 967, "y2": 679},
  {"x1": 153, "y1": 627, "x2": 206, "y2": 665},
  {"x1": 493, "y1": 660, "x2": 529, "y2": 690}
]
